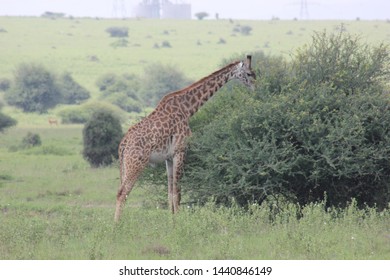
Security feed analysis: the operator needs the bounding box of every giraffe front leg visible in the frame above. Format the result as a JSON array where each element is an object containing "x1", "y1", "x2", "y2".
[{"x1": 166, "y1": 158, "x2": 174, "y2": 213}]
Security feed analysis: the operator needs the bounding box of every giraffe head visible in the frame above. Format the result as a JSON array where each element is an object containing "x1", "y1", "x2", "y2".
[{"x1": 232, "y1": 55, "x2": 256, "y2": 90}]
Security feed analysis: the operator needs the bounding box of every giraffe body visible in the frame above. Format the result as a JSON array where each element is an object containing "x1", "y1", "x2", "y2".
[{"x1": 115, "y1": 55, "x2": 255, "y2": 221}]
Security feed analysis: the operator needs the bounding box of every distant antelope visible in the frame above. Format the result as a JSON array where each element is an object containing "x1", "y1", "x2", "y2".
[{"x1": 48, "y1": 118, "x2": 58, "y2": 126}]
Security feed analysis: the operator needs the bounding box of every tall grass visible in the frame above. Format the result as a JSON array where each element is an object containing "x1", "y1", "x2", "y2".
[{"x1": 0, "y1": 200, "x2": 389, "y2": 259}]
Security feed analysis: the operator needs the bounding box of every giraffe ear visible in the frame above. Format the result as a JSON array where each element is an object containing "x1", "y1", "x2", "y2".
[{"x1": 246, "y1": 55, "x2": 252, "y2": 69}]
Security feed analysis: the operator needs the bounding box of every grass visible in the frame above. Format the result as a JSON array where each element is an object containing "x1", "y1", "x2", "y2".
[
  {"x1": 0, "y1": 126, "x2": 389, "y2": 259},
  {"x1": 1, "y1": 17, "x2": 390, "y2": 93}
]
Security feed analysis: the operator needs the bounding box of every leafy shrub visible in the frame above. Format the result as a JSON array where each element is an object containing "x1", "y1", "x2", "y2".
[
  {"x1": 82, "y1": 111, "x2": 123, "y2": 167},
  {"x1": 0, "y1": 78, "x2": 11, "y2": 91},
  {"x1": 0, "y1": 112, "x2": 17, "y2": 132},
  {"x1": 161, "y1": 40, "x2": 172, "y2": 48},
  {"x1": 239, "y1": 25, "x2": 252, "y2": 35},
  {"x1": 106, "y1": 27, "x2": 128, "y2": 38},
  {"x1": 22, "y1": 132, "x2": 42, "y2": 148},
  {"x1": 0, "y1": 102, "x2": 17, "y2": 132},
  {"x1": 294, "y1": 30, "x2": 390, "y2": 95},
  {"x1": 58, "y1": 72, "x2": 90, "y2": 104},
  {"x1": 5, "y1": 63, "x2": 62, "y2": 113},
  {"x1": 110, "y1": 38, "x2": 129, "y2": 48},
  {"x1": 184, "y1": 32, "x2": 390, "y2": 209},
  {"x1": 233, "y1": 25, "x2": 252, "y2": 35},
  {"x1": 96, "y1": 73, "x2": 142, "y2": 113}
]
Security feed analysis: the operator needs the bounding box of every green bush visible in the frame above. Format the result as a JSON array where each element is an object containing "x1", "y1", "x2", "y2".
[
  {"x1": 6, "y1": 63, "x2": 62, "y2": 113},
  {"x1": 82, "y1": 111, "x2": 123, "y2": 167},
  {"x1": 96, "y1": 73, "x2": 142, "y2": 113},
  {"x1": 22, "y1": 132, "x2": 42, "y2": 148},
  {"x1": 184, "y1": 32, "x2": 390, "y2": 209},
  {"x1": 106, "y1": 27, "x2": 128, "y2": 38},
  {"x1": 58, "y1": 72, "x2": 90, "y2": 104},
  {"x1": 294, "y1": 30, "x2": 390, "y2": 95},
  {"x1": 139, "y1": 63, "x2": 193, "y2": 106},
  {"x1": 0, "y1": 102, "x2": 17, "y2": 132},
  {"x1": 0, "y1": 78, "x2": 11, "y2": 91}
]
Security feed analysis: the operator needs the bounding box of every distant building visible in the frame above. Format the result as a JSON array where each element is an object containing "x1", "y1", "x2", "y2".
[
  {"x1": 134, "y1": 0, "x2": 191, "y2": 19},
  {"x1": 134, "y1": 0, "x2": 160, "y2": 19},
  {"x1": 161, "y1": 0, "x2": 191, "y2": 19}
]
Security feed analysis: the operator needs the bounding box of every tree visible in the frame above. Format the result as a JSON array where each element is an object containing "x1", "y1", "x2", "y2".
[
  {"x1": 184, "y1": 32, "x2": 390, "y2": 209},
  {"x1": 82, "y1": 111, "x2": 123, "y2": 167},
  {"x1": 5, "y1": 63, "x2": 61, "y2": 113},
  {"x1": 96, "y1": 73, "x2": 142, "y2": 113},
  {"x1": 195, "y1": 12, "x2": 209, "y2": 20},
  {"x1": 140, "y1": 63, "x2": 192, "y2": 106},
  {"x1": 59, "y1": 72, "x2": 90, "y2": 104}
]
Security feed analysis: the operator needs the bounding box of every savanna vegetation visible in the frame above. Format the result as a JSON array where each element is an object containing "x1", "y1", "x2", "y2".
[{"x1": 0, "y1": 17, "x2": 389, "y2": 259}]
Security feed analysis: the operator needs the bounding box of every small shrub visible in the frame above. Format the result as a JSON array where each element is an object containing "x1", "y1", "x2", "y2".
[
  {"x1": 106, "y1": 27, "x2": 128, "y2": 38},
  {"x1": 0, "y1": 105, "x2": 17, "y2": 132},
  {"x1": 22, "y1": 132, "x2": 42, "y2": 148},
  {"x1": 217, "y1": 38, "x2": 226, "y2": 44},
  {"x1": 110, "y1": 38, "x2": 129, "y2": 48},
  {"x1": 161, "y1": 40, "x2": 172, "y2": 48},
  {"x1": 59, "y1": 72, "x2": 90, "y2": 104},
  {"x1": 82, "y1": 111, "x2": 123, "y2": 167},
  {"x1": 239, "y1": 25, "x2": 252, "y2": 35},
  {"x1": 96, "y1": 73, "x2": 141, "y2": 113}
]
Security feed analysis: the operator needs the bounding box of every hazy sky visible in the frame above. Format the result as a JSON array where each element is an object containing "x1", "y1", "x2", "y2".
[{"x1": 0, "y1": 0, "x2": 388, "y2": 20}]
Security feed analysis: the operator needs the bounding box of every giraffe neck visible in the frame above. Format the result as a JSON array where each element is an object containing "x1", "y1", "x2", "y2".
[{"x1": 157, "y1": 61, "x2": 241, "y2": 118}]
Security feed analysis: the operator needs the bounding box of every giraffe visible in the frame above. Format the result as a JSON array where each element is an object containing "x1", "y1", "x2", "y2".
[{"x1": 115, "y1": 55, "x2": 256, "y2": 221}]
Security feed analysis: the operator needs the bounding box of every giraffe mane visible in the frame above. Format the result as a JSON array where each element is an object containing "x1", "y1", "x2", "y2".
[{"x1": 156, "y1": 60, "x2": 241, "y2": 106}]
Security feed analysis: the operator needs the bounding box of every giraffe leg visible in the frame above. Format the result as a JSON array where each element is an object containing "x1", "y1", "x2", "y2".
[
  {"x1": 166, "y1": 158, "x2": 174, "y2": 213},
  {"x1": 115, "y1": 159, "x2": 146, "y2": 222},
  {"x1": 172, "y1": 151, "x2": 185, "y2": 213},
  {"x1": 115, "y1": 177, "x2": 137, "y2": 222}
]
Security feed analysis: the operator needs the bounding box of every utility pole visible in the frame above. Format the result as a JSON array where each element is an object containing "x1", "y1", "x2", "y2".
[
  {"x1": 300, "y1": 0, "x2": 309, "y2": 19},
  {"x1": 112, "y1": 0, "x2": 127, "y2": 18}
]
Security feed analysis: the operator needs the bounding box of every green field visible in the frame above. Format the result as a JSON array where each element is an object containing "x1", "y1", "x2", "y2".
[
  {"x1": 0, "y1": 17, "x2": 390, "y2": 259},
  {"x1": 1, "y1": 17, "x2": 389, "y2": 91}
]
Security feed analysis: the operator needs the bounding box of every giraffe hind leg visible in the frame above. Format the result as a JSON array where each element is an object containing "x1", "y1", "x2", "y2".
[{"x1": 114, "y1": 174, "x2": 141, "y2": 222}]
